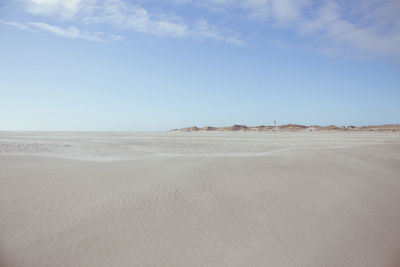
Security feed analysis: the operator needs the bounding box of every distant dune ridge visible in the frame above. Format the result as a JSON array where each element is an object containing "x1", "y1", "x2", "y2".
[{"x1": 172, "y1": 124, "x2": 400, "y2": 132}]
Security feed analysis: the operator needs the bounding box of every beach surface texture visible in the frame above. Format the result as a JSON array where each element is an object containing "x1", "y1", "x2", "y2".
[{"x1": 1, "y1": 131, "x2": 399, "y2": 267}]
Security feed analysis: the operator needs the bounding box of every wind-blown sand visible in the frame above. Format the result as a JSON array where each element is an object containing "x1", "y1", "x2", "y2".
[{"x1": 1, "y1": 131, "x2": 399, "y2": 267}]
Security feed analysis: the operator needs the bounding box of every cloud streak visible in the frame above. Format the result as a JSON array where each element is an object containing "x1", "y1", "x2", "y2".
[
  {"x1": 6, "y1": 0, "x2": 400, "y2": 58},
  {"x1": 29, "y1": 22, "x2": 105, "y2": 41},
  {"x1": 172, "y1": 0, "x2": 400, "y2": 58},
  {"x1": 0, "y1": 19, "x2": 119, "y2": 42},
  {"x1": 297, "y1": 1, "x2": 400, "y2": 58},
  {"x1": 19, "y1": 0, "x2": 243, "y2": 44}
]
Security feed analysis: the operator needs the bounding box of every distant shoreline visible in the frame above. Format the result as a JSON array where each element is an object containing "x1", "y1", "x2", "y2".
[{"x1": 171, "y1": 124, "x2": 400, "y2": 132}]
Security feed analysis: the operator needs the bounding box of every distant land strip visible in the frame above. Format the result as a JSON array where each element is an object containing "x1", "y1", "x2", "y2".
[{"x1": 171, "y1": 124, "x2": 400, "y2": 132}]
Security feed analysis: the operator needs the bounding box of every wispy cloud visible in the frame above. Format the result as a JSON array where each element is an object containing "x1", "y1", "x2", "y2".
[
  {"x1": 171, "y1": 0, "x2": 400, "y2": 58},
  {"x1": 0, "y1": 19, "x2": 34, "y2": 31},
  {"x1": 29, "y1": 22, "x2": 105, "y2": 41},
  {"x1": 80, "y1": 0, "x2": 189, "y2": 38},
  {"x1": 18, "y1": 0, "x2": 243, "y2": 44},
  {"x1": 171, "y1": 0, "x2": 311, "y2": 22},
  {"x1": 23, "y1": 0, "x2": 93, "y2": 20},
  {"x1": 6, "y1": 0, "x2": 400, "y2": 58},
  {"x1": 191, "y1": 19, "x2": 244, "y2": 45},
  {"x1": 297, "y1": 1, "x2": 400, "y2": 58},
  {"x1": 0, "y1": 19, "x2": 120, "y2": 42}
]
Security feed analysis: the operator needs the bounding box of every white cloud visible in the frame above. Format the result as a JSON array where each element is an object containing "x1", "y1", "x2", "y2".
[
  {"x1": 24, "y1": 0, "x2": 95, "y2": 20},
  {"x1": 0, "y1": 19, "x2": 34, "y2": 31},
  {"x1": 174, "y1": 0, "x2": 310, "y2": 22},
  {"x1": 172, "y1": 0, "x2": 400, "y2": 58},
  {"x1": 239, "y1": 0, "x2": 310, "y2": 22},
  {"x1": 29, "y1": 22, "x2": 105, "y2": 41},
  {"x1": 19, "y1": 0, "x2": 243, "y2": 44},
  {"x1": 297, "y1": 1, "x2": 400, "y2": 58},
  {"x1": 0, "y1": 19, "x2": 120, "y2": 42},
  {"x1": 191, "y1": 19, "x2": 243, "y2": 45},
  {"x1": 21, "y1": 0, "x2": 189, "y2": 38},
  {"x1": 11, "y1": 0, "x2": 400, "y2": 58}
]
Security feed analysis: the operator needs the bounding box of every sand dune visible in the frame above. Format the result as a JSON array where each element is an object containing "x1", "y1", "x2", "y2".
[
  {"x1": 1, "y1": 131, "x2": 400, "y2": 267},
  {"x1": 172, "y1": 124, "x2": 400, "y2": 132}
]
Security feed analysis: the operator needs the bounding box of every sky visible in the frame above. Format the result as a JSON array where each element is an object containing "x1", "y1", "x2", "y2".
[{"x1": 0, "y1": 0, "x2": 399, "y2": 131}]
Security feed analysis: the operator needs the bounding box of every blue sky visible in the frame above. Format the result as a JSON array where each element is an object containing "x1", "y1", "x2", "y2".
[{"x1": 0, "y1": 0, "x2": 399, "y2": 131}]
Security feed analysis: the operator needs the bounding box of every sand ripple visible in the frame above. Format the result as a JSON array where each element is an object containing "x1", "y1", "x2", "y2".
[{"x1": 1, "y1": 131, "x2": 400, "y2": 267}]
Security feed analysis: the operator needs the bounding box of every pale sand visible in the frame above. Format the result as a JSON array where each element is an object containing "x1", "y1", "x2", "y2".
[{"x1": 0, "y1": 131, "x2": 399, "y2": 267}]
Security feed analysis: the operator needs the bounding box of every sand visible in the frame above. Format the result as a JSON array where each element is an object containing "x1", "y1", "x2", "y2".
[{"x1": 0, "y1": 131, "x2": 399, "y2": 267}]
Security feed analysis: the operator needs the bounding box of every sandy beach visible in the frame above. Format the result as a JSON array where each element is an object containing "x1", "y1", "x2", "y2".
[{"x1": 1, "y1": 131, "x2": 399, "y2": 267}]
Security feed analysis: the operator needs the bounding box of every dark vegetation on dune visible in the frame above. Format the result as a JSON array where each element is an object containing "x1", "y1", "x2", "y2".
[{"x1": 171, "y1": 124, "x2": 400, "y2": 132}]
